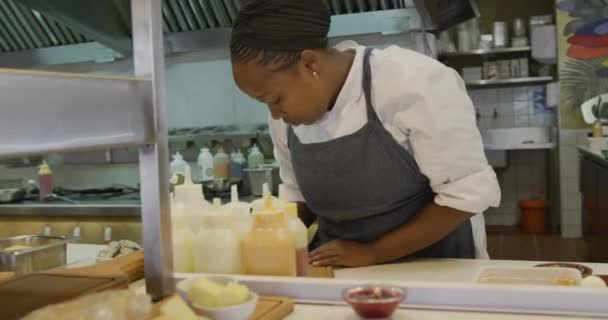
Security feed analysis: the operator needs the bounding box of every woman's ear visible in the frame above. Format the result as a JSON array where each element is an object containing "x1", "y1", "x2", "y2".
[{"x1": 300, "y1": 49, "x2": 322, "y2": 75}]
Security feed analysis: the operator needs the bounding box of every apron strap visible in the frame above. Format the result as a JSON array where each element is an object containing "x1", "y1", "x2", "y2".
[{"x1": 362, "y1": 47, "x2": 380, "y2": 123}]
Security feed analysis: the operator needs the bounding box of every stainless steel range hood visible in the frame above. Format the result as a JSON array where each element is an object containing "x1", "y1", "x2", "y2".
[{"x1": 7, "y1": 0, "x2": 425, "y2": 58}]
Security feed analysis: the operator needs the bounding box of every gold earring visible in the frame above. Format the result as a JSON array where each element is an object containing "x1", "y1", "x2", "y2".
[{"x1": 313, "y1": 71, "x2": 319, "y2": 80}]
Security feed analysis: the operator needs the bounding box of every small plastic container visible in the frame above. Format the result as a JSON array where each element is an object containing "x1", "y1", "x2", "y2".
[
  {"x1": 343, "y1": 285, "x2": 405, "y2": 319},
  {"x1": 477, "y1": 266, "x2": 583, "y2": 286}
]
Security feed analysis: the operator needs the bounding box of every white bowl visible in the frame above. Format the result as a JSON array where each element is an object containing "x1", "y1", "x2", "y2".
[{"x1": 176, "y1": 277, "x2": 258, "y2": 320}]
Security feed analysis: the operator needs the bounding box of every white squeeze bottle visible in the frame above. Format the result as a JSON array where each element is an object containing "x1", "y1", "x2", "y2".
[
  {"x1": 171, "y1": 200, "x2": 195, "y2": 273},
  {"x1": 195, "y1": 204, "x2": 241, "y2": 274},
  {"x1": 248, "y1": 144, "x2": 264, "y2": 169},
  {"x1": 169, "y1": 152, "x2": 188, "y2": 177},
  {"x1": 251, "y1": 183, "x2": 281, "y2": 212},
  {"x1": 284, "y1": 203, "x2": 309, "y2": 277},
  {"x1": 174, "y1": 165, "x2": 210, "y2": 233},
  {"x1": 223, "y1": 185, "x2": 252, "y2": 240},
  {"x1": 197, "y1": 147, "x2": 215, "y2": 182},
  {"x1": 214, "y1": 147, "x2": 230, "y2": 179}
]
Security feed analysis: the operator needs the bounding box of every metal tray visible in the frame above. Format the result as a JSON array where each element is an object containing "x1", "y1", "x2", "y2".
[{"x1": 0, "y1": 235, "x2": 70, "y2": 275}]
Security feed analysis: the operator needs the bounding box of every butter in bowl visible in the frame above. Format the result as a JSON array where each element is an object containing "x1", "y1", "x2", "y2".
[{"x1": 176, "y1": 276, "x2": 258, "y2": 320}]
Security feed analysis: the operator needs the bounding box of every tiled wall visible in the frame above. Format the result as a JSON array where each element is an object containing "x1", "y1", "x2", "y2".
[
  {"x1": 485, "y1": 150, "x2": 549, "y2": 226},
  {"x1": 469, "y1": 86, "x2": 557, "y2": 226},
  {"x1": 559, "y1": 129, "x2": 587, "y2": 238},
  {"x1": 469, "y1": 86, "x2": 557, "y2": 130}
]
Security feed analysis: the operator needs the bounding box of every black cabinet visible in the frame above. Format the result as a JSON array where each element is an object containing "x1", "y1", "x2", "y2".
[{"x1": 580, "y1": 154, "x2": 608, "y2": 262}]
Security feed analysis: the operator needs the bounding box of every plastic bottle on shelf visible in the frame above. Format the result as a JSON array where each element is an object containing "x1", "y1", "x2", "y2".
[
  {"x1": 169, "y1": 152, "x2": 188, "y2": 177},
  {"x1": 195, "y1": 205, "x2": 241, "y2": 274},
  {"x1": 171, "y1": 201, "x2": 195, "y2": 273},
  {"x1": 197, "y1": 147, "x2": 215, "y2": 182},
  {"x1": 174, "y1": 165, "x2": 210, "y2": 233},
  {"x1": 38, "y1": 160, "x2": 53, "y2": 200},
  {"x1": 247, "y1": 144, "x2": 264, "y2": 169},
  {"x1": 214, "y1": 147, "x2": 230, "y2": 179},
  {"x1": 243, "y1": 193, "x2": 296, "y2": 276},
  {"x1": 284, "y1": 203, "x2": 309, "y2": 277},
  {"x1": 229, "y1": 149, "x2": 246, "y2": 179},
  {"x1": 251, "y1": 183, "x2": 282, "y2": 212},
  {"x1": 222, "y1": 185, "x2": 252, "y2": 240}
]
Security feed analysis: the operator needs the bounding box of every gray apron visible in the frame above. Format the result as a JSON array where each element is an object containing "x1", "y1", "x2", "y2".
[{"x1": 287, "y1": 48, "x2": 475, "y2": 260}]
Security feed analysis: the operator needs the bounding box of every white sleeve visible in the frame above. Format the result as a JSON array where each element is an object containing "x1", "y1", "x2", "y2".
[
  {"x1": 268, "y1": 116, "x2": 305, "y2": 202},
  {"x1": 378, "y1": 52, "x2": 501, "y2": 213}
]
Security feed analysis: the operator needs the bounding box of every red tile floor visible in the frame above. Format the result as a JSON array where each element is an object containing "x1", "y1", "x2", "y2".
[{"x1": 486, "y1": 226, "x2": 589, "y2": 262}]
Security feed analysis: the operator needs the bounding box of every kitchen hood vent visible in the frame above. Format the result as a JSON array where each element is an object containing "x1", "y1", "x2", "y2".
[
  {"x1": 9, "y1": 0, "x2": 416, "y2": 57},
  {"x1": 0, "y1": 0, "x2": 91, "y2": 53}
]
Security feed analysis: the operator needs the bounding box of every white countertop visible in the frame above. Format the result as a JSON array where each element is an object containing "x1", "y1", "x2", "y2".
[
  {"x1": 68, "y1": 244, "x2": 608, "y2": 319},
  {"x1": 287, "y1": 304, "x2": 600, "y2": 320}
]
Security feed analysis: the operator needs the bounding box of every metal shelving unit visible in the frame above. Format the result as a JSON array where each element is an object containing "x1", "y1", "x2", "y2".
[
  {"x1": 0, "y1": 0, "x2": 174, "y2": 301},
  {"x1": 439, "y1": 46, "x2": 531, "y2": 58},
  {"x1": 465, "y1": 76, "x2": 554, "y2": 88}
]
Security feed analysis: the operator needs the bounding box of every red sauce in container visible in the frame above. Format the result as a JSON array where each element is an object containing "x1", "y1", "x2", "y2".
[{"x1": 343, "y1": 286, "x2": 405, "y2": 319}]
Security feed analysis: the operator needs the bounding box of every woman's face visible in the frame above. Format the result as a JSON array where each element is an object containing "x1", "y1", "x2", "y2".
[{"x1": 232, "y1": 51, "x2": 330, "y2": 126}]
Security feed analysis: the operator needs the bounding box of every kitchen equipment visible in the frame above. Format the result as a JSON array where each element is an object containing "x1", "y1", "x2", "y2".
[
  {"x1": 531, "y1": 24, "x2": 557, "y2": 64},
  {"x1": 37, "y1": 160, "x2": 53, "y2": 201},
  {"x1": 0, "y1": 235, "x2": 71, "y2": 275},
  {"x1": 244, "y1": 195, "x2": 296, "y2": 277},
  {"x1": 479, "y1": 34, "x2": 493, "y2": 50},
  {"x1": 0, "y1": 188, "x2": 25, "y2": 203},
  {"x1": 202, "y1": 178, "x2": 243, "y2": 196},
  {"x1": 484, "y1": 61, "x2": 498, "y2": 79},
  {"x1": 343, "y1": 285, "x2": 405, "y2": 319},
  {"x1": 245, "y1": 165, "x2": 280, "y2": 197},
  {"x1": 511, "y1": 36, "x2": 528, "y2": 47},
  {"x1": 461, "y1": 67, "x2": 482, "y2": 81},
  {"x1": 493, "y1": 21, "x2": 509, "y2": 48},
  {"x1": 198, "y1": 147, "x2": 215, "y2": 182},
  {"x1": 457, "y1": 23, "x2": 471, "y2": 52},
  {"x1": 248, "y1": 144, "x2": 265, "y2": 169},
  {"x1": 498, "y1": 60, "x2": 511, "y2": 79},
  {"x1": 513, "y1": 18, "x2": 526, "y2": 37}
]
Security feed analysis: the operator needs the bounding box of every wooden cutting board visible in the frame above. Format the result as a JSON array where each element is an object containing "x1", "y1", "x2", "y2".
[
  {"x1": 0, "y1": 273, "x2": 128, "y2": 320},
  {"x1": 154, "y1": 296, "x2": 294, "y2": 320},
  {"x1": 308, "y1": 265, "x2": 334, "y2": 278}
]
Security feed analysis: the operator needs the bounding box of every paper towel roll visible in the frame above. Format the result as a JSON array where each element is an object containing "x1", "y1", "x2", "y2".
[
  {"x1": 546, "y1": 82, "x2": 559, "y2": 109},
  {"x1": 532, "y1": 25, "x2": 557, "y2": 64}
]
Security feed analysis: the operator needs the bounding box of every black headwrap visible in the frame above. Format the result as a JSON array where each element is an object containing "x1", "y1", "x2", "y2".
[{"x1": 231, "y1": 0, "x2": 331, "y2": 66}]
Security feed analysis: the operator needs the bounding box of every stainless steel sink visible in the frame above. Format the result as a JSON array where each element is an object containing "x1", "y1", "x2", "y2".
[{"x1": 482, "y1": 127, "x2": 556, "y2": 150}]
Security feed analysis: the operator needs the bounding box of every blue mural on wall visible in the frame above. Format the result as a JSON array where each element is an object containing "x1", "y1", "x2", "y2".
[{"x1": 557, "y1": 0, "x2": 608, "y2": 126}]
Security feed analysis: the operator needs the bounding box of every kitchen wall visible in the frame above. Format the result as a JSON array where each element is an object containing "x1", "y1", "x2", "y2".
[
  {"x1": 469, "y1": 85, "x2": 556, "y2": 226},
  {"x1": 469, "y1": 86, "x2": 557, "y2": 130},
  {"x1": 0, "y1": 33, "x2": 434, "y2": 189}
]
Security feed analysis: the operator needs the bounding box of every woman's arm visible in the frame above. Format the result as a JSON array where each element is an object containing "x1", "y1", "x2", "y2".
[
  {"x1": 370, "y1": 202, "x2": 473, "y2": 263},
  {"x1": 309, "y1": 202, "x2": 472, "y2": 267}
]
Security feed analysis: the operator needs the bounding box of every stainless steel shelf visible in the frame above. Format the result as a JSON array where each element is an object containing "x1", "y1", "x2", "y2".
[
  {"x1": 0, "y1": 68, "x2": 154, "y2": 159},
  {"x1": 440, "y1": 46, "x2": 531, "y2": 57},
  {"x1": 466, "y1": 76, "x2": 554, "y2": 88}
]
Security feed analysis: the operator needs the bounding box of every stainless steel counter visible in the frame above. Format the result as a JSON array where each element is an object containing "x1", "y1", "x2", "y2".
[
  {"x1": 578, "y1": 145, "x2": 608, "y2": 168},
  {"x1": 0, "y1": 200, "x2": 141, "y2": 217},
  {"x1": 0, "y1": 196, "x2": 260, "y2": 217}
]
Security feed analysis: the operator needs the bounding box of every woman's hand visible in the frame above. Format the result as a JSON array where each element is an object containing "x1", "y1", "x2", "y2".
[{"x1": 309, "y1": 240, "x2": 376, "y2": 267}]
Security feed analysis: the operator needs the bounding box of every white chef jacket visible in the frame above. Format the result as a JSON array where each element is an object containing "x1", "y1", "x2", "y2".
[{"x1": 268, "y1": 41, "x2": 501, "y2": 259}]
